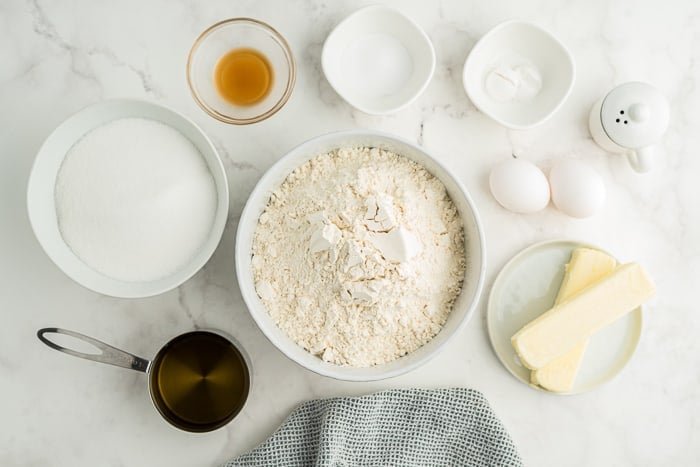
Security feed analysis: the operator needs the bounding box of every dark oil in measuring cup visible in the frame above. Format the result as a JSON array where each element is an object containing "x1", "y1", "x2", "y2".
[{"x1": 149, "y1": 331, "x2": 250, "y2": 432}]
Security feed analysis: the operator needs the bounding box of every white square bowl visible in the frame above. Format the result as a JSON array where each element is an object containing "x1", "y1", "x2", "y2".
[
  {"x1": 322, "y1": 5, "x2": 435, "y2": 115},
  {"x1": 462, "y1": 21, "x2": 575, "y2": 130}
]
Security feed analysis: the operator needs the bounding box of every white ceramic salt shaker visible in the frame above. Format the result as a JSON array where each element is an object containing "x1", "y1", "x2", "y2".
[{"x1": 589, "y1": 82, "x2": 669, "y2": 173}]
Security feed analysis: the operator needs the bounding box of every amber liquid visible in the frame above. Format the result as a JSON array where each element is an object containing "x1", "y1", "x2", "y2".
[
  {"x1": 214, "y1": 48, "x2": 273, "y2": 106},
  {"x1": 150, "y1": 331, "x2": 249, "y2": 432}
]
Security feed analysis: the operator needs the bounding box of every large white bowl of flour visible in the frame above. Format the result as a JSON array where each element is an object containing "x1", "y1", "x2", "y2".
[
  {"x1": 27, "y1": 99, "x2": 228, "y2": 298},
  {"x1": 236, "y1": 130, "x2": 485, "y2": 381}
]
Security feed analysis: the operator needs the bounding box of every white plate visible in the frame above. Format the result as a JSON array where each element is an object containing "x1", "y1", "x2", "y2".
[
  {"x1": 487, "y1": 240, "x2": 642, "y2": 394},
  {"x1": 26, "y1": 99, "x2": 229, "y2": 298}
]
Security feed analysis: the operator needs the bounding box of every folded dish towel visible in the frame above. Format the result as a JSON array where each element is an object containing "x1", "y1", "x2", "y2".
[{"x1": 224, "y1": 388, "x2": 522, "y2": 467}]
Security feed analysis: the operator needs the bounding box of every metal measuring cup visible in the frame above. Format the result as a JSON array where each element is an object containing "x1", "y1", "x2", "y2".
[{"x1": 37, "y1": 327, "x2": 251, "y2": 433}]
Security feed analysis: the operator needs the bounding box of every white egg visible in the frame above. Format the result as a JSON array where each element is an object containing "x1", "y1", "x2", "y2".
[
  {"x1": 489, "y1": 159, "x2": 550, "y2": 214},
  {"x1": 549, "y1": 159, "x2": 606, "y2": 218}
]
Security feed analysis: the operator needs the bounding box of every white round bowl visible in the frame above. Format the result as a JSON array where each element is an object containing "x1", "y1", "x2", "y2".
[
  {"x1": 463, "y1": 20, "x2": 575, "y2": 130},
  {"x1": 27, "y1": 99, "x2": 229, "y2": 298},
  {"x1": 322, "y1": 5, "x2": 435, "y2": 115},
  {"x1": 187, "y1": 18, "x2": 296, "y2": 125},
  {"x1": 235, "y1": 130, "x2": 486, "y2": 381}
]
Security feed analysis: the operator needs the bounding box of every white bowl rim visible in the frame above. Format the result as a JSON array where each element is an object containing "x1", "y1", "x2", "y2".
[
  {"x1": 321, "y1": 5, "x2": 436, "y2": 115},
  {"x1": 462, "y1": 19, "x2": 576, "y2": 130},
  {"x1": 26, "y1": 98, "x2": 229, "y2": 298},
  {"x1": 235, "y1": 129, "x2": 486, "y2": 381}
]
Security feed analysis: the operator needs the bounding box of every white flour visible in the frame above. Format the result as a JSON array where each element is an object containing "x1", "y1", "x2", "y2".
[
  {"x1": 55, "y1": 117, "x2": 217, "y2": 282},
  {"x1": 252, "y1": 147, "x2": 465, "y2": 367}
]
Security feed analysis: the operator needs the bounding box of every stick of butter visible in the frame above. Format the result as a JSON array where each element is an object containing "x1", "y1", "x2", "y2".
[
  {"x1": 512, "y1": 262, "x2": 655, "y2": 370},
  {"x1": 530, "y1": 248, "x2": 617, "y2": 392}
]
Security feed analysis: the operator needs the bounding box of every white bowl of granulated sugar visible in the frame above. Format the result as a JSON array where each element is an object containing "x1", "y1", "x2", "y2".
[
  {"x1": 236, "y1": 130, "x2": 486, "y2": 381},
  {"x1": 27, "y1": 99, "x2": 228, "y2": 298}
]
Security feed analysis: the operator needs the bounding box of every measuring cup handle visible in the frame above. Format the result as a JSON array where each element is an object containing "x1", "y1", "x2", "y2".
[{"x1": 37, "y1": 328, "x2": 150, "y2": 373}]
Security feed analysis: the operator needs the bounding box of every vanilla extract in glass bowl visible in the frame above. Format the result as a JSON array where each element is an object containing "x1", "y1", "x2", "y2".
[
  {"x1": 214, "y1": 47, "x2": 274, "y2": 106},
  {"x1": 187, "y1": 18, "x2": 296, "y2": 125}
]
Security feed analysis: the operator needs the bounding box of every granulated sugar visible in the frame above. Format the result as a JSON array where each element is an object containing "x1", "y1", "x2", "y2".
[
  {"x1": 252, "y1": 147, "x2": 466, "y2": 367},
  {"x1": 55, "y1": 117, "x2": 217, "y2": 282}
]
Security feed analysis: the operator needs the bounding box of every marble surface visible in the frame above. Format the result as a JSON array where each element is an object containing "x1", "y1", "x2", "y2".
[{"x1": 2, "y1": 0, "x2": 699, "y2": 465}]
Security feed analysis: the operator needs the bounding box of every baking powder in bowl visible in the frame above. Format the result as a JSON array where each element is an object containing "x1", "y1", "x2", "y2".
[
  {"x1": 55, "y1": 118, "x2": 217, "y2": 282},
  {"x1": 252, "y1": 147, "x2": 465, "y2": 367}
]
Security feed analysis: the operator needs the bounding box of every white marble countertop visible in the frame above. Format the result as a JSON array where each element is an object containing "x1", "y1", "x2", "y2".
[{"x1": 2, "y1": 0, "x2": 699, "y2": 465}]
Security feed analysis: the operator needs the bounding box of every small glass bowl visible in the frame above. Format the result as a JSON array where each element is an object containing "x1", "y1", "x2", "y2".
[{"x1": 187, "y1": 18, "x2": 296, "y2": 125}]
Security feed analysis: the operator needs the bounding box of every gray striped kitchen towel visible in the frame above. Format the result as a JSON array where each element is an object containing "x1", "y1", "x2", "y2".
[{"x1": 224, "y1": 388, "x2": 522, "y2": 467}]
